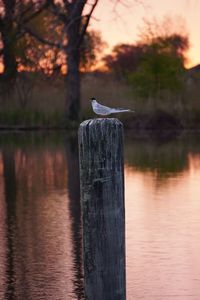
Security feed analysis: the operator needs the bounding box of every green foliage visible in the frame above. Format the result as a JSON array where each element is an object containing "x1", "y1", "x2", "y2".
[
  {"x1": 105, "y1": 16, "x2": 189, "y2": 99},
  {"x1": 128, "y1": 43, "x2": 186, "y2": 97}
]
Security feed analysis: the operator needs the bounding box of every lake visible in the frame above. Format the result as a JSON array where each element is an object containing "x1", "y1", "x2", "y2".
[{"x1": 0, "y1": 130, "x2": 200, "y2": 300}]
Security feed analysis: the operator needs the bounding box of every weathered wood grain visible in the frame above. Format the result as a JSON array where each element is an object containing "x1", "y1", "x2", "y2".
[{"x1": 78, "y1": 118, "x2": 126, "y2": 300}]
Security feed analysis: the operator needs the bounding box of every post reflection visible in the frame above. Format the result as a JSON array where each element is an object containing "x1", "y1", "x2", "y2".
[{"x1": 65, "y1": 135, "x2": 84, "y2": 300}]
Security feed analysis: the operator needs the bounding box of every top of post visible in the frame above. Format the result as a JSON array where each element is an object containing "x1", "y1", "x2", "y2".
[{"x1": 79, "y1": 118, "x2": 123, "y2": 129}]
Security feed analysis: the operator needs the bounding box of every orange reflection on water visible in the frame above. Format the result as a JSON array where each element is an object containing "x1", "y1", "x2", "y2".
[
  {"x1": 189, "y1": 154, "x2": 200, "y2": 170},
  {"x1": 125, "y1": 154, "x2": 200, "y2": 300},
  {"x1": 0, "y1": 142, "x2": 82, "y2": 300},
  {"x1": 14, "y1": 148, "x2": 68, "y2": 192}
]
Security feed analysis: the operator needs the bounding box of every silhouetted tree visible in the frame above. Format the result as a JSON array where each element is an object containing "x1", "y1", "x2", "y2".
[
  {"x1": 24, "y1": 0, "x2": 99, "y2": 121},
  {"x1": 46, "y1": 0, "x2": 98, "y2": 121},
  {"x1": 105, "y1": 16, "x2": 189, "y2": 99},
  {"x1": 104, "y1": 43, "x2": 145, "y2": 79},
  {"x1": 0, "y1": 0, "x2": 49, "y2": 87}
]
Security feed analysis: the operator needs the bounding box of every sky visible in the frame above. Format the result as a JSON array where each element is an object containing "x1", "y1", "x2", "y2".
[{"x1": 90, "y1": 0, "x2": 200, "y2": 67}]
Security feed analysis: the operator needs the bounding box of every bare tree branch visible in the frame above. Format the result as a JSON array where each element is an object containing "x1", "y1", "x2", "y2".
[
  {"x1": 20, "y1": 1, "x2": 50, "y2": 25},
  {"x1": 78, "y1": 0, "x2": 98, "y2": 47},
  {"x1": 16, "y1": 2, "x2": 34, "y2": 23},
  {"x1": 48, "y1": 0, "x2": 67, "y2": 23},
  {"x1": 22, "y1": 26, "x2": 62, "y2": 49}
]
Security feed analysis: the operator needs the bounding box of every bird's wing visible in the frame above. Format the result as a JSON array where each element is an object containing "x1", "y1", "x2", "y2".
[
  {"x1": 93, "y1": 102, "x2": 111, "y2": 114},
  {"x1": 96, "y1": 102, "x2": 111, "y2": 110}
]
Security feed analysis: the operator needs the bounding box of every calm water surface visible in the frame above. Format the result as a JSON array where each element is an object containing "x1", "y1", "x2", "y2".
[{"x1": 0, "y1": 131, "x2": 200, "y2": 300}]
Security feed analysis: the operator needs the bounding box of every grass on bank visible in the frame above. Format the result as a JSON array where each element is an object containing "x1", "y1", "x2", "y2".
[{"x1": 0, "y1": 72, "x2": 199, "y2": 129}]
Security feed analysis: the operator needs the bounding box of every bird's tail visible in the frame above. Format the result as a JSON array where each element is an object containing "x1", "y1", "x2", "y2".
[{"x1": 112, "y1": 108, "x2": 134, "y2": 113}]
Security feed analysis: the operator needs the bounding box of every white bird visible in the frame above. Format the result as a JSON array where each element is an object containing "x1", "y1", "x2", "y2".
[{"x1": 91, "y1": 97, "x2": 133, "y2": 116}]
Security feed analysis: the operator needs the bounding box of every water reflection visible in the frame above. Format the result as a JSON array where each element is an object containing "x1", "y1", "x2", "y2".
[
  {"x1": 125, "y1": 132, "x2": 200, "y2": 300},
  {"x1": 0, "y1": 153, "x2": 8, "y2": 300},
  {"x1": 124, "y1": 132, "x2": 200, "y2": 175},
  {"x1": 2, "y1": 148, "x2": 17, "y2": 299},
  {"x1": 0, "y1": 131, "x2": 199, "y2": 299},
  {"x1": 0, "y1": 133, "x2": 83, "y2": 300}
]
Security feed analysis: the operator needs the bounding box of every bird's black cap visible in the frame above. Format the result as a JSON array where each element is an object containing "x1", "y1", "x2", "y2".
[{"x1": 91, "y1": 97, "x2": 96, "y2": 101}]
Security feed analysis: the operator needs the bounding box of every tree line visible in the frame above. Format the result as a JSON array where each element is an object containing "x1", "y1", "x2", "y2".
[{"x1": 0, "y1": 2, "x2": 190, "y2": 122}]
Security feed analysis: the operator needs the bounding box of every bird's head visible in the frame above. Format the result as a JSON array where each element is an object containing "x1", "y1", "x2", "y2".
[{"x1": 91, "y1": 97, "x2": 96, "y2": 104}]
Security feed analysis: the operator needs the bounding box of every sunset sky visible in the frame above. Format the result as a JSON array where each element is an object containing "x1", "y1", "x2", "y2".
[{"x1": 91, "y1": 0, "x2": 200, "y2": 67}]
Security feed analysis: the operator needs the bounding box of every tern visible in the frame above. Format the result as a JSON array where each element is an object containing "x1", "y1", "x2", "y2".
[{"x1": 91, "y1": 97, "x2": 133, "y2": 116}]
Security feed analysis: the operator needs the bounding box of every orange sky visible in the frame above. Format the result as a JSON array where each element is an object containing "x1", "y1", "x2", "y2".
[{"x1": 91, "y1": 0, "x2": 200, "y2": 67}]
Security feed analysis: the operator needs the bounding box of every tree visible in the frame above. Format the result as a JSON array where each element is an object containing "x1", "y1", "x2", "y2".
[
  {"x1": 16, "y1": 9, "x2": 63, "y2": 74},
  {"x1": 128, "y1": 42, "x2": 187, "y2": 98},
  {"x1": 25, "y1": 0, "x2": 99, "y2": 121},
  {"x1": 105, "y1": 16, "x2": 189, "y2": 99},
  {"x1": 0, "y1": 1, "x2": 49, "y2": 84},
  {"x1": 104, "y1": 43, "x2": 145, "y2": 79},
  {"x1": 5, "y1": 6, "x2": 105, "y2": 110},
  {"x1": 24, "y1": 28, "x2": 106, "y2": 74},
  {"x1": 44, "y1": 0, "x2": 98, "y2": 121},
  {"x1": 129, "y1": 20, "x2": 189, "y2": 98}
]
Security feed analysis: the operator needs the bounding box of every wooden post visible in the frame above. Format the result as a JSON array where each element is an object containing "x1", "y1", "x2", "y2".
[{"x1": 78, "y1": 118, "x2": 126, "y2": 300}]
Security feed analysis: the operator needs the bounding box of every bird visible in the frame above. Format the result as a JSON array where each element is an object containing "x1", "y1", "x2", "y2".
[{"x1": 91, "y1": 97, "x2": 133, "y2": 116}]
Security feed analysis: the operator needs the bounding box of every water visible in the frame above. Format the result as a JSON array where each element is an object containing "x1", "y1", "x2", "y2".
[{"x1": 0, "y1": 131, "x2": 200, "y2": 300}]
